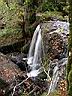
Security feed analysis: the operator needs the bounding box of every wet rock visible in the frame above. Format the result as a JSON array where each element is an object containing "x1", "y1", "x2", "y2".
[
  {"x1": 0, "y1": 40, "x2": 25, "y2": 54},
  {"x1": 0, "y1": 52, "x2": 23, "y2": 95},
  {"x1": 42, "y1": 32, "x2": 65, "y2": 60},
  {"x1": 41, "y1": 21, "x2": 68, "y2": 61},
  {"x1": 6, "y1": 52, "x2": 28, "y2": 71},
  {"x1": 21, "y1": 41, "x2": 30, "y2": 54}
]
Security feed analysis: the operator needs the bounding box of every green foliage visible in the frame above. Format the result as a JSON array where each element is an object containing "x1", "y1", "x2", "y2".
[
  {"x1": 37, "y1": 11, "x2": 66, "y2": 21},
  {"x1": 49, "y1": 90, "x2": 60, "y2": 96},
  {"x1": 37, "y1": 1, "x2": 69, "y2": 18},
  {"x1": 63, "y1": 4, "x2": 69, "y2": 14},
  {"x1": 41, "y1": 2, "x2": 56, "y2": 12},
  {"x1": 0, "y1": 0, "x2": 23, "y2": 38}
]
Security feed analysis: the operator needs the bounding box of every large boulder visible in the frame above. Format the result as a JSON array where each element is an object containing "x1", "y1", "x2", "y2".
[{"x1": 0, "y1": 52, "x2": 23, "y2": 95}]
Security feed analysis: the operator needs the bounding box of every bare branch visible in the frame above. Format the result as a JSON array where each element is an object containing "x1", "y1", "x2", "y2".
[{"x1": 12, "y1": 77, "x2": 29, "y2": 96}]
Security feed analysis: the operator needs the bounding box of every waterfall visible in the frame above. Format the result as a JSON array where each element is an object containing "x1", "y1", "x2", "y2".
[
  {"x1": 22, "y1": 21, "x2": 69, "y2": 94},
  {"x1": 27, "y1": 25, "x2": 42, "y2": 77},
  {"x1": 28, "y1": 25, "x2": 40, "y2": 59},
  {"x1": 47, "y1": 21, "x2": 69, "y2": 94},
  {"x1": 48, "y1": 58, "x2": 68, "y2": 95},
  {"x1": 32, "y1": 28, "x2": 41, "y2": 69}
]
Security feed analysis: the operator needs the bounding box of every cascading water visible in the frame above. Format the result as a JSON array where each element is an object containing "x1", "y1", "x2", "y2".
[
  {"x1": 48, "y1": 65, "x2": 59, "y2": 95},
  {"x1": 28, "y1": 25, "x2": 40, "y2": 59},
  {"x1": 48, "y1": 57, "x2": 68, "y2": 95},
  {"x1": 23, "y1": 20, "x2": 69, "y2": 95},
  {"x1": 47, "y1": 21, "x2": 69, "y2": 95},
  {"x1": 27, "y1": 25, "x2": 42, "y2": 77}
]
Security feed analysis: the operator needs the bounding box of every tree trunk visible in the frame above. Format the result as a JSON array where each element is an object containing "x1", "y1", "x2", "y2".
[
  {"x1": 24, "y1": 0, "x2": 38, "y2": 37},
  {"x1": 67, "y1": 0, "x2": 72, "y2": 95}
]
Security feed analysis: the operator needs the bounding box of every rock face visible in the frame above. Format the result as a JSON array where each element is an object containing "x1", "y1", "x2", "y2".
[
  {"x1": 40, "y1": 21, "x2": 68, "y2": 94},
  {"x1": 41, "y1": 21, "x2": 68, "y2": 60},
  {"x1": 0, "y1": 52, "x2": 23, "y2": 95},
  {"x1": 42, "y1": 32, "x2": 64, "y2": 60}
]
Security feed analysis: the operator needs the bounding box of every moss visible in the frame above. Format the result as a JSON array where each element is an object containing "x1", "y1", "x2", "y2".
[
  {"x1": 40, "y1": 90, "x2": 59, "y2": 96},
  {"x1": 40, "y1": 92, "x2": 47, "y2": 96},
  {"x1": 38, "y1": 71, "x2": 47, "y2": 79},
  {"x1": 68, "y1": 70, "x2": 72, "y2": 84},
  {"x1": 67, "y1": 56, "x2": 72, "y2": 94},
  {"x1": 67, "y1": 62, "x2": 71, "y2": 89},
  {"x1": 21, "y1": 92, "x2": 29, "y2": 96},
  {"x1": 49, "y1": 90, "x2": 60, "y2": 96},
  {"x1": 36, "y1": 11, "x2": 68, "y2": 21},
  {"x1": 67, "y1": 57, "x2": 72, "y2": 78},
  {"x1": 42, "y1": 55, "x2": 49, "y2": 71},
  {"x1": 68, "y1": 83, "x2": 72, "y2": 96}
]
